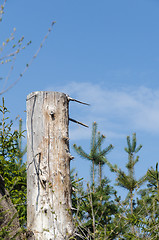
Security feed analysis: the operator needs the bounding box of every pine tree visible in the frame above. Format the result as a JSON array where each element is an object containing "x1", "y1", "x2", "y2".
[
  {"x1": 135, "y1": 163, "x2": 159, "y2": 239},
  {"x1": 73, "y1": 121, "x2": 113, "y2": 191},
  {"x1": 96, "y1": 131, "x2": 113, "y2": 186},
  {"x1": 0, "y1": 98, "x2": 27, "y2": 227},
  {"x1": 122, "y1": 133, "x2": 143, "y2": 216},
  {"x1": 105, "y1": 133, "x2": 145, "y2": 234},
  {"x1": 73, "y1": 122, "x2": 118, "y2": 239},
  {"x1": 71, "y1": 173, "x2": 119, "y2": 239}
]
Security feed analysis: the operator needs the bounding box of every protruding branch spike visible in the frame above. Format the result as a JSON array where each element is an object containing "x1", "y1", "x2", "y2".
[
  {"x1": 67, "y1": 152, "x2": 74, "y2": 160},
  {"x1": 67, "y1": 96, "x2": 90, "y2": 106},
  {"x1": 69, "y1": 118, "x2": 89, "y2": 128}
]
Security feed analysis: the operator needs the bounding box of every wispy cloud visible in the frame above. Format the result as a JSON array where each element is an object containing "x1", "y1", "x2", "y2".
[{"x1": 48, "y1": 82, "x2": 159, "y2": 140}]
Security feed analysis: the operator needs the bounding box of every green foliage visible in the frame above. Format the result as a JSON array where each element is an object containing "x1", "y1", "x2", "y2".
[
  {"x1": 105, "y1": 133, "x2": 145, "y2": 201},
  {"x1": 82, "y1": 179, "x2": 118, "y2": 238},
  {"x1": 71, "y1": 169, "x2": 84, "y2": 220},
  {"x1": 73, "y1": 122, "x2": 121, "y2": 239},
  {"x1": 0, "y1": 98, "x2": 27, "y2": 227},
  {"x1": 134, "y1": 163, "x2": 159, "y2": 239},
  {"x1": 72, "y1": 131, "x2": 159, "y2": 239},
  {"x1": 73, "y1": 122, "x2": 113, "y2": 190},
  {"x1": 16, "y1": 118, "x2": 27, "y2": 166},
  {"x1": 104, "y1": 133, "x2": 145, "y2": 236},
  {"x1": 72, "y1": 174, "x2": 119, "y2": 239},
  {"x1": 0, "y1": 99, "x2": 158, "y2": 240},
  {"x1": 116, "y1": 133, "x2": 144, "y2": 193},
  {"x1": 147, "y1": 163, "x2": 159, "y2": 199}
]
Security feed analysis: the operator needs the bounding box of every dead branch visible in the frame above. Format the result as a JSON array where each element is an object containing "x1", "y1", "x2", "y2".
[
  {"x1": 69, "y1": 118, "x2": 89, "y2": 128},
  {"x1": 68, "y1": 96, "x2": 90, "y2": 106}
]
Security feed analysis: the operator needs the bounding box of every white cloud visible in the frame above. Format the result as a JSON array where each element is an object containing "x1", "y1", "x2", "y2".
[
  {"x1": 48, "y1": 82, "x2": 159, "y2": 140},
  {"x1": 69, "y1": 125, "x2": 91, "y2": 141}
]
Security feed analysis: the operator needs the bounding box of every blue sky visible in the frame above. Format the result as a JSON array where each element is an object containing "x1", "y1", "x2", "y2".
[{"x1": 1, "y1": 0, "x2": 159, "y2": 196}]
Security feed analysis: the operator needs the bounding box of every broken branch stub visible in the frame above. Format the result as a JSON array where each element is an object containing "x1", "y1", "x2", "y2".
[
  {"x1": 27, "y1": 91, "x2": 73, "y2": 240},
  {"x1": 67, "y1": 96, "x2": 89, "y2": 128},
  {"x1": 67, "y1": 96, "x2": 90, "y2": 106},
  {"x1": 69, "y1": 118, "x2": 89, "y2": 128}
]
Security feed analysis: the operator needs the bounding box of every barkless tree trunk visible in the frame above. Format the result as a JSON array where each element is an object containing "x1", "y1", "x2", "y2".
[{"x1": 27, "y1": 91, "x2": 74, "y2": 240}]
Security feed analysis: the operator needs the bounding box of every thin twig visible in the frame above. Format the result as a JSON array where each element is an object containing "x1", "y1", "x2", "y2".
[
  {"x1": 2, "y1": 57, "x2": 16, "y2": 91},
  {"x1": 0, "y1": 0, "x2": 7, "y2": 22},
  {"x1": 0, "y1": 21, "x2": 56, "y2": 95}
]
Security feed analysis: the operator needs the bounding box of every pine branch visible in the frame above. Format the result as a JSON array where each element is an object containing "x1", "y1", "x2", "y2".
[
  {"x1": 131, "y1": 133, "x2": 136, "y2": 152},
  {"x1": 126, "y1": 136, "x2": 132, "y2": 153},
  {"x1": 91, "y1": 122, "x2": 97, "y2": 150},
  {"x1": 94, "y1": 133, "x2": 105, "y2": 151},
  {"x1": 73, "y1": 144, "x2": 92, "y2": 161},
  {"x1": 135, "y1": 144, "x2": 142, "y2": 153}
]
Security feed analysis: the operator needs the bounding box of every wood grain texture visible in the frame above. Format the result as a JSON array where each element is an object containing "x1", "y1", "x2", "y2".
[{"x1": 27, "y1": 92, "x2": 73, "y2": 240}]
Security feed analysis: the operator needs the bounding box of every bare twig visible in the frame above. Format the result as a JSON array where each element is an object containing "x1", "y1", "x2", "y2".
[
  {"x1": 2, "y1": 57, "x2": 15, "y2": 91},
  {"x1": 0, "y1": 0, "x2": 7, "y2": 22},
  {"x1": 87, "y1": 184, "x2": 96, "y2": 239},
  {"x1": 0, "y1": 21, "x2": 56, "y2": 95}
]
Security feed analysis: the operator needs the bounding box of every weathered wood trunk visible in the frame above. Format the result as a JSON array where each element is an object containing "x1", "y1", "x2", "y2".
[{"x1": 26, "y1": 91, "x2": 73, "y2": 240}]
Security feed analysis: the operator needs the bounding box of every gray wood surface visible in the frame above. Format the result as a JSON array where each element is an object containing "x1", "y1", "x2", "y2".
[{"x1": 27, "y1": 91, "x2": 73, "y2": 240}]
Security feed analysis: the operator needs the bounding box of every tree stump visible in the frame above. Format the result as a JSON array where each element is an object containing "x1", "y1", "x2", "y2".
[{"x1": 26, "y1": 91, "x2": 73, "y2": 240}]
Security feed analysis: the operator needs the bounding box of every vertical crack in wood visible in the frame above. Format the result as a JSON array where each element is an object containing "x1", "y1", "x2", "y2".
[{"x1": 35, "y1": 152, "x2": 41, "y2": 210}]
